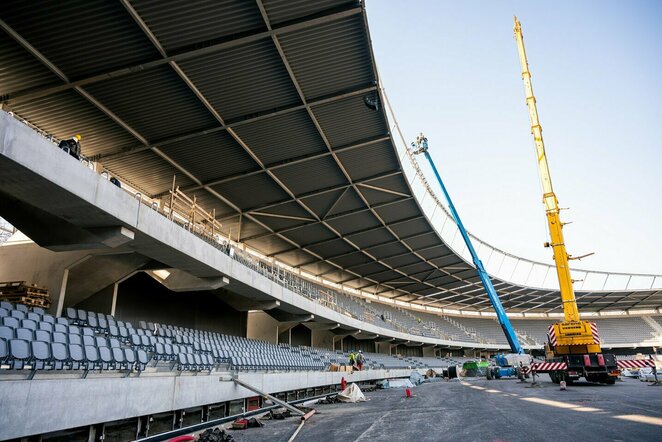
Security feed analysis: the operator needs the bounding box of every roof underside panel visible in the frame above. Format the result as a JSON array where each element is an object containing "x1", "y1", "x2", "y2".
[
  {"x1": 0, "y1": 32, "x2": 60, "y2": 97},
  {"x1": 278, "y1": 14, "x2": 373, "y2": 100},
  {"x1": 131, "y1": 0, "x2": 265, "y2": 53},
  {"x1": 84, "y1": 66, "x2": 218, "y2": 142},
  {"x1": 2, "y1": 0, "x2": 161, "y2": 79},
  {"x1": 102, "y1": 150, "x2": 195, "y2": 196},
  {"x1": 312, "y1": 95, "x2": 388, "y2": 148},
  {"x1": 159, "y1": 130, "x2": 260, "y2": 183},
  {"x1": 232, "y1": 110, "x2": 327, "y2": 166},
  {"x1": 262, "y1": 0, "x2": 358, "y2": 26},
  {"x1": 178, "y1": 39, "x2": 301, "y2": 122}
]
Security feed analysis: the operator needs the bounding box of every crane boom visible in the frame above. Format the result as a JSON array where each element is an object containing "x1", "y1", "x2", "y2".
[
  {"x1": 513, "y1": 18, "x2": 607, "y2": 367},
  {"x1": 513, "y1": 17, "x2": 579, "y2": 323},
  {"x1": 412, "y1": 135, "x2": 523, "y2": 354}
]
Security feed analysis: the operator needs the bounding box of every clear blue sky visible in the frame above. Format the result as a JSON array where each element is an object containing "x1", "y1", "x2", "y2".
[{"x1": 366, "y1": 0, "x2": 662, "y2": 275}]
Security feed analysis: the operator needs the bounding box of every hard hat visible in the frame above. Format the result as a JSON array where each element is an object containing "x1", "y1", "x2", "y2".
[
  {"x1": 74, "y1": 134, "x2": 82, "y2": 141},
  {"x1": 359, "y1": 350, "x2": 362, "y2": 353}
]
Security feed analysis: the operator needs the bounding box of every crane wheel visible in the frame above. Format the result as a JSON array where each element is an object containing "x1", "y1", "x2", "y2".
[{"x1": 550, "y1": 371, "x2": 560, "y2": 384}]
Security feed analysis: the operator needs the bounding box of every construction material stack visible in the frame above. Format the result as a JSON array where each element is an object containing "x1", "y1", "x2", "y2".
[
  {"x1": 0, "y1": 281, "x2": 51, "y2": 309},
  {"x1": 513, "y1": 18, "x2": 619, "y2": 384}
]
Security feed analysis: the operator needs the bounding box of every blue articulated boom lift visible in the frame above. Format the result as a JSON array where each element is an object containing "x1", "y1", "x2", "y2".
[{"x1": 411, "y1": 135, "x2": 530, "y2": 378}]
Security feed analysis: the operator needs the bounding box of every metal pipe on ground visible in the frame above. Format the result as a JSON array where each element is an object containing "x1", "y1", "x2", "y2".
[
  {"x1": 232, "y1": 377, "x2": 305, "y2": 416},
  {"x1": 288, "y1": 406, "x2": 317, "y2": 442}
]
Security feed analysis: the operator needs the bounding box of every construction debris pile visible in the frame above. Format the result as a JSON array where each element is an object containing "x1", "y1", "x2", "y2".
[{"x1": 197, "y1": 428, "x2": 234, "y2": 442}]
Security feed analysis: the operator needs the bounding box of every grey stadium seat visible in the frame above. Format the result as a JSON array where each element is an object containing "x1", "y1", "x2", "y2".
[
  {"x1": 20, "y1": 319, "x2": 37, "y2": 330},
  {"x1": 35, "y1": 330, "x2": 51, "y2": 342},
  {"x1": 8, "y1": 339, "x2": 31, "y2": 369},
  {"x1": 27, "y1": 312, "x2": 41, "y2": 322},
  {"x1": 54, "y1": 324, "x2": 67, "y2": 334},
  {"x1": 51, "y1": 342, "x2": 68, "y2": 370},
  {"x1": 112, "y1": 347, "x2": 127, "y2": 370},
  {"x1": 38, "y1": 322, "x2": 53, "y2": 333},
  {"x1": 68, "y1": 334, "x2": 82, "y2": 346},
  {"x1": 135, "y1": 350, "x2": 149, "y2": 372},
  {"x1": 10, "y1": 310, "x2": 26, "y2": 320},
  {"x1": 99, "y1": 347, "x2": 114, "y2": 370},
  {"x1": 0, "y1": 337, "x2": 7, "y2": 364},
  {"x1": 0, "y1": 326, "x2": 13, "y2": 340},
  {"x1": 53, "y1": 332, "x2": 67, "y2": 344},
  {"x1": 2, "y1": 316, "x2": 19, "y2": 328},
  {"x1": 16, "y1": 328, "x2": 34, "y2": 341},
  {"x1": 68, "y1": 344, "x2": 84, "y2": 370},
  {"x1": 84, "y1": 345, "x2": 100, "y2": 371},
  {"x1": 124, "y1": 348, "x2": 136, "y2": 369},
  {"x1": 31, "y1": 340, "x2": 51, "y2": 370}
]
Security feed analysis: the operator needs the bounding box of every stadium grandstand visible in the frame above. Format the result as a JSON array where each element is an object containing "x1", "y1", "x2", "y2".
[{"x1": 0, "y1": 1, "x2": 661, "y2": 441}]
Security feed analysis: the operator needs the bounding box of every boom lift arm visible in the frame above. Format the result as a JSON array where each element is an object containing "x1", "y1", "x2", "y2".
[{"x1": 412, "y1": 135, "x2": 523, "y2": 354}]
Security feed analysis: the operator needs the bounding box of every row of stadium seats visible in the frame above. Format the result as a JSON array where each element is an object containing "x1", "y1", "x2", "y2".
[{"x1": 1, "y1": 302, "x2": 456, "y2": 378}]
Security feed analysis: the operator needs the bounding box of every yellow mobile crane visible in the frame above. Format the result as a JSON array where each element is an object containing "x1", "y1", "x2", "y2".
[{"x1": 514, "y1": 17, "x2": 619, "y2": 384}]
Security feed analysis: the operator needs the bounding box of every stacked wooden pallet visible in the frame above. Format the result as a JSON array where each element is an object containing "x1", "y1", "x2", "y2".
[{"x1": 0, "y1": 281, "x2": 51, "y2": 308}]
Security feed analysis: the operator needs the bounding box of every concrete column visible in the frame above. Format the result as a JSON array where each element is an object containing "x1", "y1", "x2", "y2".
[
  {"x1": 110, "y1": 282, "x2": 119, "y2": 317},
  {"x1": 55, "y1": 268, "x2": 69, "y2": 317}
]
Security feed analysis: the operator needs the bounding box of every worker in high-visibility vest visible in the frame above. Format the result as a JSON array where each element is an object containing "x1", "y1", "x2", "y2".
[{"x1": 348, "y1": 351, "x2": 355, "y2": 369}]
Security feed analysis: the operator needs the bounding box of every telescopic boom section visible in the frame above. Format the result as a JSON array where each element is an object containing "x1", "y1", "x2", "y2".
[
  {"x1": 412, "y1": 135, "x2": 523, "y2": 354},
  {"x1": 513, "y1": 17, "x2": 580, "y2": 323}
]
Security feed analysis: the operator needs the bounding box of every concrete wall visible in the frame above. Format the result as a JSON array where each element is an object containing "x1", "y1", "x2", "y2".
[
  {"x1": 0, "y1": 239, "x2": 88, "y2": 314},
  {"x1": 311, "y1": 329, "x2": 334, "y2": 350},
  {"x1": 342, "y1": 336, "x2": 376, "y2": 353},
  {"x1": 75, "y1": 284, "x2": 114, "y2": 315},
  {"x1": 114, "y1": 272, "x2": 247, "y2": 336},
  {"x1": 375, "y1": 342, "x2": 391, "y2": 355},
  {"x1": 278, "y1": 328, "x2": 290, "y2": 345},
  {"x1": 247, "y1": 311, "x2": 278, "y2": 343},
  {"x1": 290, "y1": 324, "x2": 312, "y2": 347},
  {"x1": 394, "y1": 345, "x2": 423, "y2": 357},
  {"x1": 422, "y1": 346, "x2": 436, "y2": 358}
]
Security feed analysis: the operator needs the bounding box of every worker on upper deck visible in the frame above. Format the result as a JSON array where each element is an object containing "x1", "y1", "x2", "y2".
[{"x1": 58, "y1": 134, "x2": 82, "y2": 160}]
